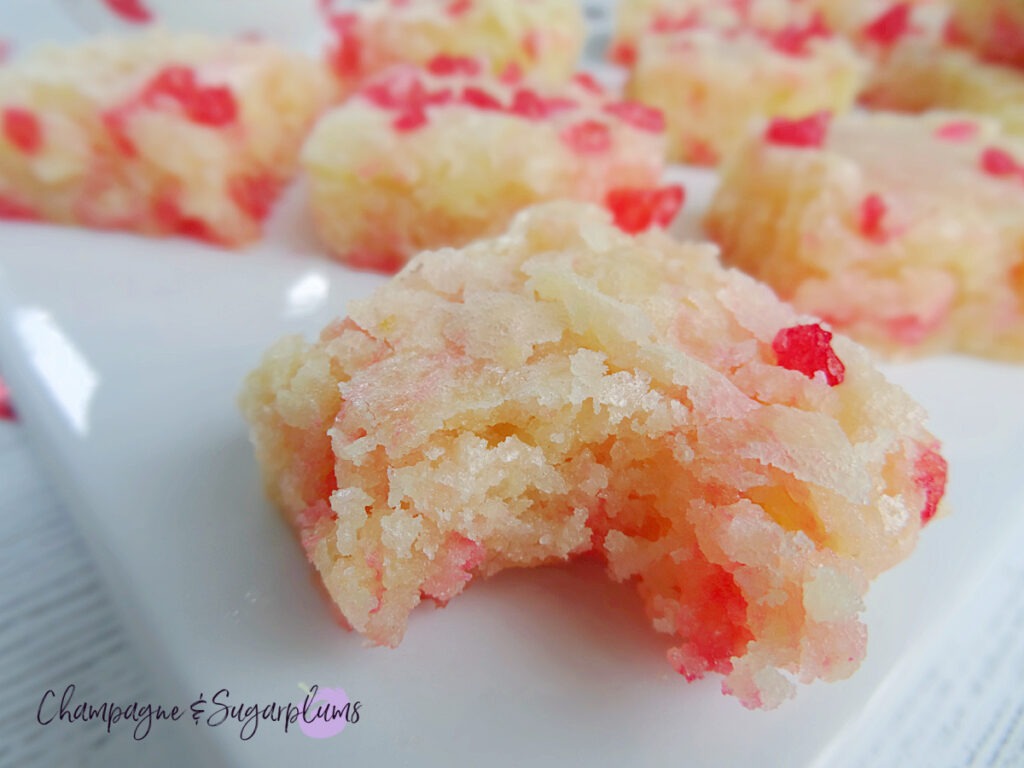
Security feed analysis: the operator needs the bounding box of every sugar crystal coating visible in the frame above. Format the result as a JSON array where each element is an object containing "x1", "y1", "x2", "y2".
[
  {"x1": 240, "y1": 202, "x2": 947, "y2": 709},
  {"x1": 0, "y1": 32, "x2": 336, "y2": 245},
  {"x1": 706, "y1": 111, "x2": 1024, "y2": 359}
]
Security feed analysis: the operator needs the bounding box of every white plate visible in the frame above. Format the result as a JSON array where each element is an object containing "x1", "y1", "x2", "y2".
[{"x1": 3, "y1": 172, "x2": 1024, "y2": 767}]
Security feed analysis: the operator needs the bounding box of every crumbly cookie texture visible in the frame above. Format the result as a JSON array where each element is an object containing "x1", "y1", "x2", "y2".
[
  {"x1": 624, "y1": 14, "x2": 866, "y2": 165},
  {"x1": 323, "y1": 0, "x2": 585, "y2": 91},
  {"x1": 706, "y1": 110, "x2": 1024, "y2": 359},
  {"x1": 240, "y1": 201, "x2": 947, "y2": 709},
  {"x1": 0, "y1": 32, "x2": 336, "y2": 245},
  {"x1": 302, "y1": 60, "x2": 674, "y2": 271}
]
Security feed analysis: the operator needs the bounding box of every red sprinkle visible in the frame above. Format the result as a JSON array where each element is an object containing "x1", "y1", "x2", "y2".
[
  {"x1": 101, "y1": 109, "x2": 136, "y2": 156},
  {"x1": 608, "y1": 42, "x2": 637, "y2": 67},
  {"x1": 979, "y1": 146, "x2": 1024, "y2": 179},
  {"x1": 572, "y1": 72, "x2": 605, "y2": 95},
  {"x1": 327, "y1": 13, "x2": 362, "y2": 78},
  {"x1": 101, "y1": 0, "x2": 153, "y2": 24},
  {"x1": 3, "y1": 108, "x2": 42, "y2": 154},
  {"x1": 343, "y1": 248, "x2": 406, "y2": 273},
  {"x1": 143, "y1": 66, "x2": 237, "y2": 127},
  {"x1": 184, "y1": 84, "x2": 236, "y2": 126},
  {"x1": 862, "y1": 3, "x2": 912, "y2": 47},
  {"x1": 603, "y1": 100, "x2": 665, "y2": 133},
  {"x1": 770, "y1": 13, "x2": 832, "y2": 57},
  {"x1": 498, "y1": 61, "x2": 523, "y2": 84},
  {"x1": 505, "y1": 88, "x2": 577, "y2": 120},
  {"x1": 560, "y1": 120, "x2": 612, "y2": 154},
  {"x1": 0, "y1": 194, "x2": 38, "y2": 221},
  {"x1": 772, "y1": 323, "x2": 845, "y2": 386},
  {"x1": 393, "y1": 108, "x2": 428, "y2": 132},
  {"x1": 0, "y1": 377, "x2": 15, "y2": 421},
  {"x1": 509, "y1": 88, "x2": 550, "y2": 120},
  {"x1": 914, "y1": 446, "x2": 947, "y2": 524},
  {"x1": 151, "y1": 193, "x2": 222, "y2": 244},
  {"x1": 651, "y1": 10, "x2": 701, "y2": 34},
  {"x1": 764, "y1": 112, "x2": 831, "y2": 148},
  {"x1": 426, "y1": 54, "x2": 481, "y2": 77},
  {"x1": 859, "y1": 193, "x2": 889, "y2": 242},
  {"x1": 934, "y1": 120, "x2": 978, "y2": 142},
  {"x1": 445, "y1": 0, "x2": 472, "y2": 16},
  {"x1": 461, "y1": 86, "x2": 503, "y2": 111},
  {"x1": 362, "y1": 71, "x2": 449, "y2": 113},
  {"x1": 229, "y1": 173, "x2": 280, "y2": 220},
  {"x1": 605, "y1": 184, "x2": 685, "y2": 234}
]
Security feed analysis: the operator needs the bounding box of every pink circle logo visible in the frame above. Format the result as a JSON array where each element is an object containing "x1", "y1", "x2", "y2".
[{"x1": 298, "y1": 685, "x2": 351, "y2": 739}]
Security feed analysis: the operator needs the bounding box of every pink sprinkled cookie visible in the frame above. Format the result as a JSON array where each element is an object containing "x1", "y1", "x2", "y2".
[
  {"x1": 706, "y1": 110, "x2": 1024, "y2": 359},
  {"x1": 240, "y1": 201, "x2": 947, "y2": 709},
  {"x1": 610, "y1": 0, "x2": 814, "y2": 66},
  {"x1": 0, "y1": 32, "x2": 335, "y2": 245},
  {"x1": 301, "y1": 59, "x2": 677, "y2": 271},
  {"x1": 618, "y1": 2, "x2": 866, "y2": 165},
  {"x1": 323, "y1": 0, "x2": 585, "y2": 91}
]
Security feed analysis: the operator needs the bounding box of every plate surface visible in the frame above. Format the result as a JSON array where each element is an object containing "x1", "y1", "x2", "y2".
[{"x1": 3, "y1": 173, "x2": 1024, "y2": 767}]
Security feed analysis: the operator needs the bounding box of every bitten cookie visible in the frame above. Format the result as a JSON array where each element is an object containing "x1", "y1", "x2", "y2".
[
  {"x1": 0, "y1": 32, "x2": 335, "y2": 245},
  {"x1": 706, "y1": 110, "x2": 1024, "y2": 359},
  {"x1": 240, "y1": 201, "x2": 947, "y2": 709}
]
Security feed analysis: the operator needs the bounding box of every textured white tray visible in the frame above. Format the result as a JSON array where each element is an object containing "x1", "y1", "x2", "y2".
[{"x1": 2, "y1": 173, "x2": 1024, "y2": 766}]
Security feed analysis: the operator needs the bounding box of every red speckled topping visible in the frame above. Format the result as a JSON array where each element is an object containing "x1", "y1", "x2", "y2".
[
  {"x1": 460, "y1": 85, "x2": 502, "y2": 110},
  {"x1": 509, "y1": 87, "x2": 575, "y2": 119},
  {"x1": 934, "y1": 120, "x2": 978, "y2": 142},
  {"x1": 605, "y1": 184, "x2": 685, "y2": 234},
  {"x1": 862, "y1": 3, "x2": 912, "y2": 47},
  {"x1": 0, "y1": 194, "x2": 38, "y2": 221},
  {"x1": 143, "y1": 66, "x2": 237, "y2": 127},
  {"x1": 560, "y1": 119, "x2": 611, "y2": 154},
  {"x1": 229, "y1": 174, "x2": 280, "y2": 220},
  {"x1": 2, "y1": 107, "x2": 42, "y2": 154},
  {"x1": 445, "y1": 0, "x2": 472, "y2": 17},
  {"x1": 426, "y1": 54, "x2": 481, "y2": 77},
  {"x1": 979, "y1": 146, "x2": 1024, "y2": 180},
  {"x1": 572, "y1": 72, "x2": 605, "y2": 95},
  {"x1": 914, "y1": 446, "x2": 948, "y2": 524},
  {"x1": 769, "y1": 13, "x2": 832, "y2": 57},
  {"x1": 327, "y1": 13, "x2": 362, "y2": 79},
  {"x1": 772, "y1": 323, "x2": 846, "y2": 386},
  {"x1": 764, "y1": 112, "x2": 831, "y2": 148},
  {"x1": 603, "y1": 101, "x2": 665, "y2": 133},
  {"x1": 102, "y1": 0, "x2": 152, "y2": 24},
  {"x1": 859, "y1": 193, "x2": 889, "y2": 243}
]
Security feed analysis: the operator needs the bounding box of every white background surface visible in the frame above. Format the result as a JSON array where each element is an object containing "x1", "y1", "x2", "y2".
[{"x1": 1, "y1": 1, "x2": 1024, "y2": 766}]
